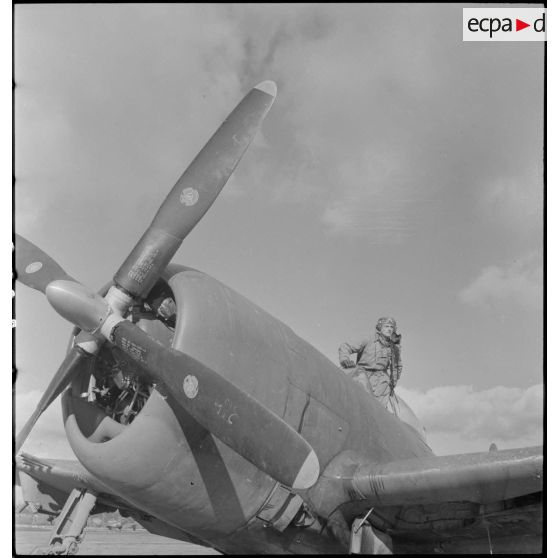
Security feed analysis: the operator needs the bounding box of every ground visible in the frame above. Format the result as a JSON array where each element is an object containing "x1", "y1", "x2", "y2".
[{"x1": 15, "y1": 525, "x2": 221, "y2": 555}]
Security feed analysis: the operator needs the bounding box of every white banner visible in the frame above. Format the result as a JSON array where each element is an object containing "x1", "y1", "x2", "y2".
[{"x1": 463, "y1": 8, "x2": 546, "y2": 41}]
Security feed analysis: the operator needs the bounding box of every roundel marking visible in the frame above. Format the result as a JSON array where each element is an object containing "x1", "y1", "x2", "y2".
[
  {"x1": 25, "y1": 262, "x2": 43, "y2": 274},
  {"x1": 180, "y1": 187, "x2": 199, "y2": 207},
  {"x1": 183, "y1": 375, "x2": 199, "y2": 399}
]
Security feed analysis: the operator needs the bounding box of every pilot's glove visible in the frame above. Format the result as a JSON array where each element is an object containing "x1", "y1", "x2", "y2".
[{"x1": 340, "y1": 357, "x2": 355, "y2": 369}]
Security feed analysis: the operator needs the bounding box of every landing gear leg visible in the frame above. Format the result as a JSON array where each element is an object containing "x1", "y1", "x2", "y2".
[
  {"x1": 349, "y1": 513, "x2": 393, "y2": 555},
  {"x1": 32, "y1": 488, "x2": 97, "y2": 555}
]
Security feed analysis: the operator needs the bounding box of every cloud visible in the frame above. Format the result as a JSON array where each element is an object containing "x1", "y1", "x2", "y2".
[
  {"x1": 320, "y1": 144, "x2": 413, "y2": 241},
  {"x1": 12, "y1": 5, "x2": 544, "y2": 461},
  {"x1": 15, "y1": 4, "x2": 246, "y2": 237},
  {"x1": 15, "y1": 390, "x2": 74, "y2": 459},
  {"x1": 481, "y1": 164, "x2": 543, "y2": 230},
  {"x1": 222, "y1": 6, "x2": 543, "y2": 243},
  {"x1": 459, "y1": 253, "x2": 543, "y2": 309},
  {"x1": 14, "y1": 4, "x2": 543, "y2": 251},
  {"x1": 398, "y1": 383, "x2": 543, "y2": 455}
]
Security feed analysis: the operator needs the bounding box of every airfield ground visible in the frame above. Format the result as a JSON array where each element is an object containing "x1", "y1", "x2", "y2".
[{"x1": 15, "y1": 525, "x2": 221, "y2": 555}]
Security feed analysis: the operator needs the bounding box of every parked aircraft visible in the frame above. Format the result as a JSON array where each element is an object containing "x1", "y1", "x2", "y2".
[{"x1": 15, "y1": 81, "x2": 542, "y2": 554}]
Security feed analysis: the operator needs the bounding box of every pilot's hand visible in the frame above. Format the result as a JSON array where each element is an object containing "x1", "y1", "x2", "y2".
[{"x1": 340, "y1": 357, "x2": 355, "y2": 369}]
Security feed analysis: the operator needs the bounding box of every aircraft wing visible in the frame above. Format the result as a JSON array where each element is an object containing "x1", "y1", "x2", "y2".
[
  {"x1": 335, "y1": 446, "x2": 543, "y2": 553},
  {"x1": 15, "y1": 452, "x2": 133, "y2": 515},
  {"x1": 15, "y1": 452, "x2": 211, "y2": 547}
]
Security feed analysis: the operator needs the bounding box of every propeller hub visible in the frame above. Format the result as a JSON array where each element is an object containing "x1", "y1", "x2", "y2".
[
  {"x1": 46, "y1": 280, "x2": 112, "y2": 333},
  {"x1": 104, "y1": 284, "x2": 134, "y2": 315}
]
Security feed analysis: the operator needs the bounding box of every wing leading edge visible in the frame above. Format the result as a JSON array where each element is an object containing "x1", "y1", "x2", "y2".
[
  {"x1": 349, "y1": 445, "x2": 542, "y2": 506},
  {"x1": 15, "y1": 452, "x2": 128, "y2": 514},
  {"x1": 335, "y1": 446, "x2": 542, "y2": 553}
]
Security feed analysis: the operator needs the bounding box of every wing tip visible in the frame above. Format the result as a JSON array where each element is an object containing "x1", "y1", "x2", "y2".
[{"x1": 254, "y1": 80, "x2": 277, "y2": 98}]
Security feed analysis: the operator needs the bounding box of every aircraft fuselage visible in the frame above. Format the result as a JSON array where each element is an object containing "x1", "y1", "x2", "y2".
[{"x1": 62, "y1": 265, "x2": 433, "y2": 553}]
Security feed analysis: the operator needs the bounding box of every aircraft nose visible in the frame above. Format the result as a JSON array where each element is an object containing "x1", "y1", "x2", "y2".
[{"x1": 46, "y1": 280, "x2": 110, "y2": 333}]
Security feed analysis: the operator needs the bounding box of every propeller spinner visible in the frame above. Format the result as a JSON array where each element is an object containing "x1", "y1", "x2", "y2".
[{"x1": 15, "y1": 82, "x2": 320, "y2": 490}]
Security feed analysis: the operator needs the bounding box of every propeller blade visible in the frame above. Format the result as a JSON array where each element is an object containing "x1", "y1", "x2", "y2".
[
  {"x1": 114, "y1": 81, "x2": 277, "y2": 300},
  {"x1": 46, "y1": 280, "x2": 318, "y2": 489},
  {"x1": 106, "y1": 319, "x2": 319, "y2": 490},
  {"x1": 15, "y1": 234, "x2": 74, "y2": 294},
  {"x1": 15, "y1": 83, "x2": 287, "y2": 484},
  {"x1": 15, "y1": 346, "x2": 94, "y2": 453},
  {"x1": 14, "y1": 236, "x2": 99, "y2": 452}
]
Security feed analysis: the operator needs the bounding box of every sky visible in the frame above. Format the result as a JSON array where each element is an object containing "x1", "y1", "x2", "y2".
[{"x1": 13, "y1": 3, "x2": 544, "y2": 458}]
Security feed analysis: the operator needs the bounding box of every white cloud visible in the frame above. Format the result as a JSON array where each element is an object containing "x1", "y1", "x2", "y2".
[
  {"x1": 14, "y1": 4, "x2": 246, "y2": 241},
  {"x1": 320, "y1": 144, "x2": 414, "y2": 241},
  {"x1": 482, "y1": 168, "x2": 543, "y2": 228},
  {"x1": 226, "y1": 6, "x2": 542, "y2": 242},
  {"x1": 398, "y1": 383, "x2": 543, "y2": 455},
  {"x1": 14, "y1": 4, "x2": 543, "y2": 250},
  {"x1": 15, "y1": 390, "x2": 74, "y2": 459},
  {"x1": 459, "y1": 253, "x2": 543, "y2": 309}
]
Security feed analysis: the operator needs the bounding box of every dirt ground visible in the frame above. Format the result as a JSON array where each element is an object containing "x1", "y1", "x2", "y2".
[{"x1": 14, "y1": 526, "x2": 221, "y2": 555}]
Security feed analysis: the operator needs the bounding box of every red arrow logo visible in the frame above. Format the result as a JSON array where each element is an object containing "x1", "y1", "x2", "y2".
[{"x1": 516, "y1": 19, "x2": 530, "y2": 31}]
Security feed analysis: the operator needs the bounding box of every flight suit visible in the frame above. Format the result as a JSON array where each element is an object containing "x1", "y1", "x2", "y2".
[{"x1": 338, "y1": 334, "x2": 402, "y2": 414}]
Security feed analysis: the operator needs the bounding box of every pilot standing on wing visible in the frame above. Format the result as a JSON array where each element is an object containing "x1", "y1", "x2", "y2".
[{"x1": 338, "y1": 317, "x2": 402, "y2": 414}]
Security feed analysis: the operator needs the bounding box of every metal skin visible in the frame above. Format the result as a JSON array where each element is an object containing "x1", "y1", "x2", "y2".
[
  {"x1": 60, "y1": 265, "x2": 433, "y2": 553},
  {"x1": 107, "y1": 320, "x2": 320, "y2": 490},
  {"x1": 43, "y1": 279, "x2": 319, "y2": 491},
  {"x1": 15, "y1": 81, "x2": 542, "y2": 553}
]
